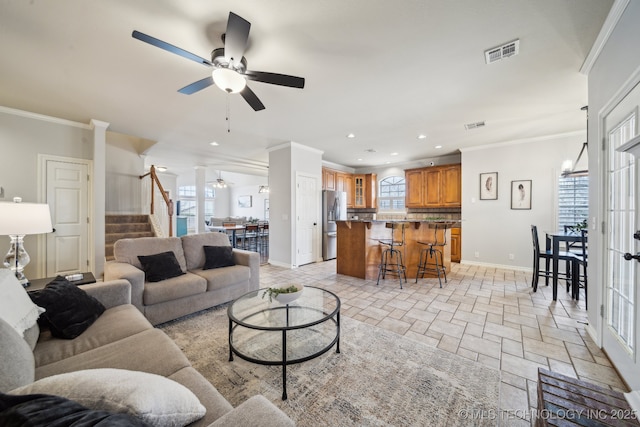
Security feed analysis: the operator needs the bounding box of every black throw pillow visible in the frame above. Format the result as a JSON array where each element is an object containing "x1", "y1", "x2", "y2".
[
  {"x1": 137, "y1": 251, "x2": 185, "y2": 282},
  {"x1": 203, "y1": 245, "x2": 235, "y2": 270},
  {"x1": 29, "y1": 277, "x2": 105, "y2": 340},
  {"x1": 0, "y1": 392, "x2": 151, "y2": 427}
]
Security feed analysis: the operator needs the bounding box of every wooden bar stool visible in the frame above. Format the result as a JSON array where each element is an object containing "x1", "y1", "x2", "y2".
[
  {"x1": 376, "y1": 222, "x2": 408, "y2": 288},
  {"x1": 415, "y1": 223, "x2": 447, "y2": 288}
]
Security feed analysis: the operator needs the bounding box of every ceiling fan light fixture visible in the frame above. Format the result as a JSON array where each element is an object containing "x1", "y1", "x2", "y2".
[{"x1": 212, "y1": 68, "x2": 246, "y2": 93}]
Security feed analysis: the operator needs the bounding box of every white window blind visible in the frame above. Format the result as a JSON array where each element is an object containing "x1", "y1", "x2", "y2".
[{"x1": 557, "y1": 175, "x2": 588, "y2": 232}]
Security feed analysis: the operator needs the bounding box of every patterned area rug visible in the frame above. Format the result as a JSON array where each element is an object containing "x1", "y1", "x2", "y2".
[{"x1": 160, "y1": 306, "x2": 500, "y2": 426}]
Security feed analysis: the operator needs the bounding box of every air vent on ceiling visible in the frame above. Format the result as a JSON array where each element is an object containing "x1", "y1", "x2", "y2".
[
  {"x1": 484, "y1": 39, "x2": 520, "y2": 64},
  {"x1": 464, "y1": 121, "x2": 485, "y2": 130}
]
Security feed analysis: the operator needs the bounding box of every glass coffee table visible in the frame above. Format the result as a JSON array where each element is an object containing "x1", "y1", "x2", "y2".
[{"x1": 227, "y1": 286, "x2": 341, "y2": 400}]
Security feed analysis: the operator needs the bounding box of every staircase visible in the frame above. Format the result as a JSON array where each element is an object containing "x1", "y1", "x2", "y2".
[{"x1": 105, "y1": 214, "x2": 155, "y2": 261}]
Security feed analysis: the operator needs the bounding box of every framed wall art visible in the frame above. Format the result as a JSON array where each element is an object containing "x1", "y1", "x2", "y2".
[
  {"x1": 511, "y1": 180, "x2": 532, "y2": 210},
  {"x1": 479, "y1": 172, "x2": 498, "y2": 200},
  {"x1": 238, "y1": 195, "x2": 252, "y2": 208}
]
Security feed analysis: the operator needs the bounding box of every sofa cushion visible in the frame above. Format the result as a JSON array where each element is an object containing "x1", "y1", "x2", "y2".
[
  {"x1": 203, "y1": 246, "x2": 235, "y2": 270},
  {"x1": 0, "y1": 317, "x2": 35, "y2": 393},
  {"x1": 29, "y1": 277, "x2": 105, "y2": 339},
  {"x1": 35, "y1": 328, "x2": 192, "y2": 381},
  {"x1": 143, "y1": 272, "x2": 207, "y2": 306},
  {"x1": 34, "y1": 304, "x2": 152, "y2": 368},
  {"x1": 114, "y1": 237, "x2": 187, "y2": 272},
  {"x1": 191, "y1": 265, "x2": 251, "y2": 292},
  {"x1": 137, "y1": 251, "x2": 185, "y2": 282},
  {"x1": 10, "y1": 368, "x2": 206, "y2": 427},
  {"x1": 0, "y1": 392, "x2": 151, "y2": 427},
  {"x1": 181, "y1": 232, "x2": 230, "y2": 271}
]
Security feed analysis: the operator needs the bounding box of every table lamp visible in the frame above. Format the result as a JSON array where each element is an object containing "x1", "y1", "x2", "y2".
[{"x1": 0, "y1": 197, "x2": 53, "y2": 287}]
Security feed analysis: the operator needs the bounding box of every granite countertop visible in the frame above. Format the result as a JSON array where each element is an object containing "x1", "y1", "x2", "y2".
[{"x1": 337, "y1": 219, "x2": 462, "y2": 224}]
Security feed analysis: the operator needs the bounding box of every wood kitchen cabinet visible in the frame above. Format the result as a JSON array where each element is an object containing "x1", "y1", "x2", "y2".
[
  {"x1": 323, "y1": 168, "x2": 336, "y2": 191},
  {"x1": 335, "y1": 172, "x2": 354, "y2": 208},
  {"x1": 353, "y1": 173, "x2": 377, "y2": 208},
  {"x1": 404, "y1": 164, "x2": 461, "y2": 208},
  {"x1": 450, "y1": 227, "x2": 461, "y2": 262}
]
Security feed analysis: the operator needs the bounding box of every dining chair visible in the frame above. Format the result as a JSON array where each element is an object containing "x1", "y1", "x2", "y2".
[
  {"x1": 572, "y1": 229, "x2": 588, "y2": 304},
  {"x1": 243, "y1": 224, "x2": 259, "y2": 251},
  {"x1": 531, "y1": 225, "x2": 577, "y2": 293}
]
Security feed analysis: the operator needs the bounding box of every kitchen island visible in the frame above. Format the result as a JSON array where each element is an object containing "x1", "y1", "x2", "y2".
[{"x1": 336, "y1": 220, "x2": 457, "y2": 281}]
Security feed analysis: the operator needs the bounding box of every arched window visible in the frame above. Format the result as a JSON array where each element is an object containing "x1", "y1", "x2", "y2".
[{"x1": 378, "y1": 176, "x2": 405, "y2": 211}]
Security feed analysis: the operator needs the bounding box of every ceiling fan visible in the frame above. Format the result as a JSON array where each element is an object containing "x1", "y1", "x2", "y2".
[{"x1": 132, "y1": 12, "x2": 305, "y2": 111}]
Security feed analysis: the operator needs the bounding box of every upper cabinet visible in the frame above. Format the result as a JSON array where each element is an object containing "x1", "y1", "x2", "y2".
[
  {"x1": 322, "y1": 168, "x2": 377, "y2": 209},
  {"x1": 353, "y1": 173, "x2": 377, "y2": 208},
  {"x1": 323, "y1": 168, "x2": 336, "y2": 191},
  {"x1": 405, "y1": 164, "x2": 461, "y2": 208}
]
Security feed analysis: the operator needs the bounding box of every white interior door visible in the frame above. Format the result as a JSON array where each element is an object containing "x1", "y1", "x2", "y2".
[
  {"x1": 602, "y1": 82, "x2": 640, "y2": 389},
  {"x1": 296, "y1": 174, "x2": 318, "y2": 266},
  {"x1": 45, "y1": 158, "x2": 90, "y2": 276}
]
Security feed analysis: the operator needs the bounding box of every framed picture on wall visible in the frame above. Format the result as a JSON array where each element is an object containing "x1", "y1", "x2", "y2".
[
  {"x1": 511, "y1": 180, "x2": 532, "y2": 210},
  {"x1": 238, "y1": 195, "x2": 252, "y2": 208},
  {"x1": 479, "y1": 172, "x2": 498, "y2": 200}
]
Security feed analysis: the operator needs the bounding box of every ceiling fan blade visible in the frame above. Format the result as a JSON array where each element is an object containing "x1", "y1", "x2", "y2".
[
  {"x1": 244, "y1": 71, "x2": 305, "y2": 89},
  {"x1": 178, "y1": 76, "x2": 214, "y2": 95},
  {"x1": 224, "y1": 12, "x2": 251, "y2": 67},
  {"x1": 132, "y1": 30, "x2": 212, "y2": 66},
  {"x1": 240, "y1": 85, "x2": 265, "y2": 111}
]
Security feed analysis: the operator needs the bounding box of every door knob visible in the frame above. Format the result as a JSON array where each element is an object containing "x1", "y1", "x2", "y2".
[
  {"x1": 634, "y1": 231, "x2": 640, "y2": 240},
  {"x1": 623, "y1": 252, "x2": 640, "y2": 262}
]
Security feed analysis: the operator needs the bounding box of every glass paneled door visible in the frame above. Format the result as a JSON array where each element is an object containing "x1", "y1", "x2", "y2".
[{"x1": 603, "y1": 81, "x2": 640, "y2": 389}]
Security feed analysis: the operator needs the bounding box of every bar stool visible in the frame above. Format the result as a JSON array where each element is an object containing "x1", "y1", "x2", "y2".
[
  {"x1": 376, "y1": 222, "x2": 408, "y2": 288},
  {"x1": 415, "y1": 223, "x2": 447, "y2": 288}
]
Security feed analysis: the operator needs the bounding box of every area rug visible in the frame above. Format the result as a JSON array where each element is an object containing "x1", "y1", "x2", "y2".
[{"x1": 160, "y1": 306, "x2": 500, "y2": 426}]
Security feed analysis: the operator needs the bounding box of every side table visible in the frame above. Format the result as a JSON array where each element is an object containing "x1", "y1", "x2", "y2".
[{"x1": 26, "y1": 272, "x2": 97, "y2": 293}]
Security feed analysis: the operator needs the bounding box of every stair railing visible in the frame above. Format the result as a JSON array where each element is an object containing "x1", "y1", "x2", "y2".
[{"x1": 140, "y1": 165, "x2": 173, "y2": 237}]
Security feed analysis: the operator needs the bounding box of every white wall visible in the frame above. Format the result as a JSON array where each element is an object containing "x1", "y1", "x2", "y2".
[
  {"x1": 461, "y1": 132, "x2": 585, "y2": 269},
  {"x1": 0, "y1": 108, "x2": 93, "y2": 279},
  {"x1": 587, "y1": 0, "x2": 640, "y2": 351},
  {"x1": 105, "y1": 132, "x2": 146, "y2": 214}
]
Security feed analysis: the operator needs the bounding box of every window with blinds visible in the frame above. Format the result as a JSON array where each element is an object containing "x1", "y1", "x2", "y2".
[{"x1": 557, "y1": 175, "x2": 588, "y2": 232}]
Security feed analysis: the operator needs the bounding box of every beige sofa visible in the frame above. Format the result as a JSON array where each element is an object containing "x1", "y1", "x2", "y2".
[
  {"x1": 0, "y1": 279, "x2": 293, "y2": 426},
  {"x1": 104, "y1": 232, "x2": 259, "y2": 325}
]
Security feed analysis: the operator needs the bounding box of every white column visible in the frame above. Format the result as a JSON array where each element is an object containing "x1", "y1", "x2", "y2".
[
  {"x1": 90, "y1": 119, "x2": 109, "y2": 278},
  {"x1": 195, "y1": 166, "x2": 206, "y2": 234}
]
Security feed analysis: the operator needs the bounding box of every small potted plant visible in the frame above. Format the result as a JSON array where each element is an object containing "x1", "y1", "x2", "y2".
[{"x1": 261, "y1": 284, "x2": 304, "y2": 304}]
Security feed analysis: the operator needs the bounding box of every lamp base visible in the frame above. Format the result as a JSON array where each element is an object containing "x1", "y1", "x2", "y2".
[{"x1": 3, "y1": 234, "x2": 31, "y2": 287}]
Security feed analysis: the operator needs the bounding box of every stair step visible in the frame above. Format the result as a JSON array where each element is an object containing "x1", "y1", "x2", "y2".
[
  {"x1": 106, "y1": 231, "x2": 154, "y2": 244},
  {"x1": 106, "y1": 214, "x2": 150, "y2": 224},
  {"x1": 105, "y1": 223, "x2": 152, "y2": 233}
]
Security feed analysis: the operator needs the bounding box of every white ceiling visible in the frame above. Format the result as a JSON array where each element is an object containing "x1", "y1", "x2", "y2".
[{"x1": 0, "y1": 0, "x2": 612, "y2": 179}]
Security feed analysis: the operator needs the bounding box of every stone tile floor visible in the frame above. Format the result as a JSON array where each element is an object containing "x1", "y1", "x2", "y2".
[{"x1": 260, "y1": 260, "x2": 627, "y2": 426}]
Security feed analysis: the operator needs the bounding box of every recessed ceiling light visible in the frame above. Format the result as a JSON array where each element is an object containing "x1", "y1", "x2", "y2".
[
  {"x1": 357, "y1": 158, "x2": 363, "y2": 161},
  {"x1": 156, "y1": 166, "x2": 167, "y2": 172},
  {"x1": 417, "y1": 134, "x2": 427, "y2": 140},
  {"x1": 391, "y1": 152, "x2": 398, "y2": 156},
  {"x1": 347, "y1": 133, "x2": 355, "y2": 139},
  {"x1": 385, "y1": 161, "x2": 391, "y2": 164},
  {"x1": 210, "y1": 142, "x2": 219, "y2": 146},
  {"x1": 435, "y1": 145, "x2": 442, "y2": 149}
]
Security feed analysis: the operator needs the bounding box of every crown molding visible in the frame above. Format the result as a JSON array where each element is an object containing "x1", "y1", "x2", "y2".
[{"x1": 580, "y1": 0, "x2": 630, "y2": 75}]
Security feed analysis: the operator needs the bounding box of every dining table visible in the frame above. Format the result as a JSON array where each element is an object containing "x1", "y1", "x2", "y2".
[
  {"x1": 545, "y1": 230, "x2": 584, "y2": 300},
  {"x1": 208, "y1": 224, "x2": 246, "y2": 248}
]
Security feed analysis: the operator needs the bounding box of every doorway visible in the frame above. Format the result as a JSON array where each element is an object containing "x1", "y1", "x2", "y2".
[
  {"x1": 39, "y1": 155, "x2": 92, "y2": 276},
  {"x1": 602, "y1": 80, "x2": 640, "y2": 389},
  {"x1": 295, "y1": 173, "x2": 319, "y2": 266}
]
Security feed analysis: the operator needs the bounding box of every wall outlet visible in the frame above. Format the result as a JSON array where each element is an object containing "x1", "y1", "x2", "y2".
[
  {"x1": 508, "y1": 253, "x2": 515, "y2": 260},
  {"x1": 474, "y1": 251, "x2": 480, "y2": 258}
]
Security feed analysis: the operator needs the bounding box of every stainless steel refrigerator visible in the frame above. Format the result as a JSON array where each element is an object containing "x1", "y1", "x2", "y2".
[{"x1": 322, "y1": 190, "x2": 347, "y2": 260}]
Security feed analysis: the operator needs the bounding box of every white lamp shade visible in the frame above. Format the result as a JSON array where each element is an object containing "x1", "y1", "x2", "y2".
[
  {"x1": 212, "y1": 68, "x2": 247, "y2": 93},
  {"x1": 0, "y1": 202, "x2": 53, "y2": 236}
]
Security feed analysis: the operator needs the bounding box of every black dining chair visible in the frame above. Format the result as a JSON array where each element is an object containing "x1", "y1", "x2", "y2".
[
  {"x1": 572, "y1": 229, "x2": 588, "y2": 304},
  {"x1": 531, "y1": 225, "x2": 577, "y2": 294}
]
